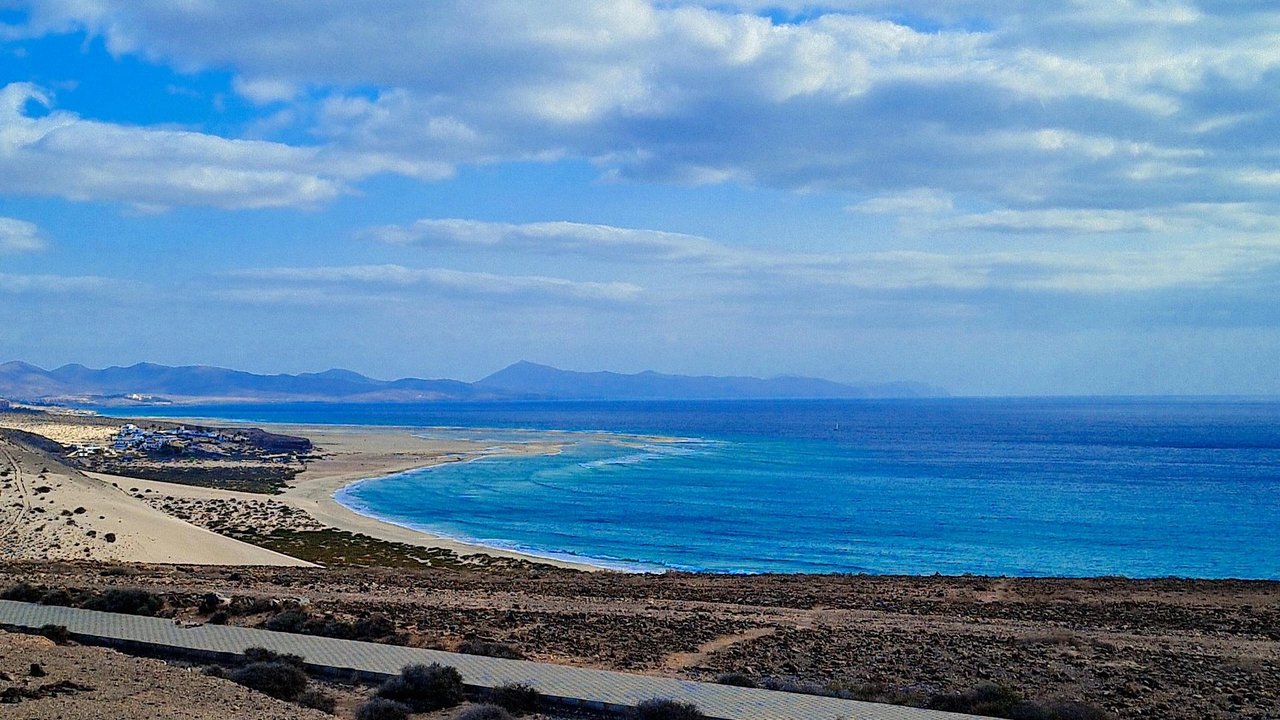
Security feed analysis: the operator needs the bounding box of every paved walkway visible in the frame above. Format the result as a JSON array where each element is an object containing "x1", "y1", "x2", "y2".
[{"x1": 0, "y1": 600, "x2": 974, "y2": 720}]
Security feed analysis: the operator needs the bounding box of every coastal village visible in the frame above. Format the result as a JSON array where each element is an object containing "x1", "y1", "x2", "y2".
[
  {"x1": 0, "y1": 412, "x2": 320, "y2": 494},
  {"x1": 67, "y1": 424, "x2": 217, "y2": 459},
  {"x1": 66, "y1": 424, "x2": 304, "y2": 464}
]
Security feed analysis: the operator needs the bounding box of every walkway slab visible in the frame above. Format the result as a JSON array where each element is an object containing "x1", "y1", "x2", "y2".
[{"x1": 0, "y1": 599, "x2": 976, "y2": 720}]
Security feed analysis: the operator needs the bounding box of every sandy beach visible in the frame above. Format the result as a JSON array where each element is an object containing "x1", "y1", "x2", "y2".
[{"x1": 0, "y1": 409, "x2": 598, "y2": 569}]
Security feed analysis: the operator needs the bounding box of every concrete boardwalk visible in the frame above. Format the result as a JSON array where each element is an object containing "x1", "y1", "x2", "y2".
[{"x1": 0, "y1": 599, "x2": 974, "y2": 720}]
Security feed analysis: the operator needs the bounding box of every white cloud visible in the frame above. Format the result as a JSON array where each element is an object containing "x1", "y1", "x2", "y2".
[
  {"x1": 1236, "y1": 169, "x2": 1280, "y2": 187},
  {"x1": 0, "y1": 272, "x2": 117, "y2": 293},
  {"x1": 0, "y1": 83, "x2": 341, "y2": 209},
  {"x1": 233, "y1": 264, "x2": 642, "y2": 304},
  {"x1": 707, "y1": 239, "x2": 1280, "y2": 297},
  {"x1": 364, "y1": 219, "x2": 723, "y2": 262},
  {"x1": 232, "y1": 76, "x2": 299, "y2": 105},
  {"x1": 931, "y1": 209, "x2": 1172, "y2": 235},
  {"x1": 0, "y1": 82, "x2": 451, "y2": 210},
  {"x1": 803, "y1": 243, "x2": 1280, "y2": 294},
  {"x1": 0, "y1": 217, "x2": 46, "y2": 252},
  {"x1": 848, "y1": 189, "x2": 953, "y2": 215}
]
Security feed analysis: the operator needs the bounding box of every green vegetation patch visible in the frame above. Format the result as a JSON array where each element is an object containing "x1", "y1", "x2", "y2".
[
  {"x1": 221, "y1": 527, "x2": 554, "y2": 571},
  {"x1": 223, "y1": 527, "x2": 469, "y2": 569},
  {"x1": 92, "y1": 463, "x2": 294, "y2": 494}
]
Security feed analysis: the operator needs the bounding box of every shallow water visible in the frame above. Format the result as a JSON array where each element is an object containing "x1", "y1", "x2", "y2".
[{"x1": 120, "y1": 398, "x2": 1280, "y2": 577}]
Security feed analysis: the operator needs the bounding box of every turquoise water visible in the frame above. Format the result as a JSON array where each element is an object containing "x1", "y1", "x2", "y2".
[{"x1": 115, "y1": 399, "x2": 1280, "y2": 578}]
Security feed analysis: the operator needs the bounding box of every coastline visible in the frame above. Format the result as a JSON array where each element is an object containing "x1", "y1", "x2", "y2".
[
  {"x1": 4, "y1": 410, "x2": 1277, "y2": 719},
  {"x1": 278, "y1": 424, "x2": 609, "y2": 571},
  {"x1": 89, "y1": 417, "x2": 612, "y2": 571},
  {"x1": 15, "y1": 404, "x2": 1279, "y2": 577}
]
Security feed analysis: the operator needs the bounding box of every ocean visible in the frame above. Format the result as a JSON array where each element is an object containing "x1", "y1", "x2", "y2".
[{"x1": 113, "y1": 398, "x2": 1280, "y2": 578}]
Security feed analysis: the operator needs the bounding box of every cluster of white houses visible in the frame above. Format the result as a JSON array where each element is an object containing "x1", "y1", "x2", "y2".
[
  {"x1": 112, "y1": 424, "x2": 223, "y2": 452},
  {"x1": 67, "y1": 424, "x2": 226, "y2": 459}
]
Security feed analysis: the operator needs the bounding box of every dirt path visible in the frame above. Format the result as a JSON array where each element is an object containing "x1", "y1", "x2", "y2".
[
  {"x1": 0, "y1": 441, "x2": 31, "y2": 551},
  {"x1": 662, "y1": 627, "x2": 778, "y2": 671}
]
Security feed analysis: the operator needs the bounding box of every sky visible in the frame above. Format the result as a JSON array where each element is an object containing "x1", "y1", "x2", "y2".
[{"x1": 1, "y1": 1, "x2": 1279, "y2": 396}]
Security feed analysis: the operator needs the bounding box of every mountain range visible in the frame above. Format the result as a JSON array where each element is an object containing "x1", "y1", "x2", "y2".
[{"x1": 0, "y1": 360, "x2": 945, "y2": 405}]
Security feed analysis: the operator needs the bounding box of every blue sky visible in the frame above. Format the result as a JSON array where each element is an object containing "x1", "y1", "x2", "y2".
[{"x1": 2, "y1": 1, "x2": 1279, "y2": 395}]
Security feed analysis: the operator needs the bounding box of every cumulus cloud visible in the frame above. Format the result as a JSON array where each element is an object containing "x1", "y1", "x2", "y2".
[
  {"x1": 0, "y1": 82, "x2": 451, "y2": 209},
  {"x1": 232, "y1": 264, "x2": 642, "y2": 304},
  {"x1": 8, "y1": 0, "x2": 1280, "y2": 327},
  {"x1": 0, "y1": 216, "x2": 45, "y2": 252},
  {"x1": 0, "y1": 82, "x2": 339, "y2": 209}
]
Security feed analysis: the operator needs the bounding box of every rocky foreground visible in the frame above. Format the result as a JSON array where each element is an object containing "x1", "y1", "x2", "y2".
[
  {"x1": 1, "y1": 562, "x2": 1275, "y2": 720},
  {"x1": 0, "y1": 628, "x2": 591, "y2": 720},
  {"x1": 0, "y1": 630, "x2": 330, "y2": 720}
]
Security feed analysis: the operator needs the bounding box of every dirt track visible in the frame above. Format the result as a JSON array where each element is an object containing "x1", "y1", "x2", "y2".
[{"x1": 0, "y1": 440, "x2": 30, "y2": 549}]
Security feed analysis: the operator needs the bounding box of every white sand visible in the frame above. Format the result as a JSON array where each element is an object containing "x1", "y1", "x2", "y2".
[{"x1": 0, "y1": 437, "x2": 311, "y2": 566}]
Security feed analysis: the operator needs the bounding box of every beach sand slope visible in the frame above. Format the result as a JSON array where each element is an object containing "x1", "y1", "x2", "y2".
[{"x1": 0, "y1": 435, "x2": 311, "y2": 566}]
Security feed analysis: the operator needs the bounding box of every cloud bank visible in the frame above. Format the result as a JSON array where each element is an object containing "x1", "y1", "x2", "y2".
[
  {"x1": 365, "y1": 218, "x2": 1280, "y2": 296},
  {"x1": 8, "y1": 1, "x2": 1278, "y2": 217}
]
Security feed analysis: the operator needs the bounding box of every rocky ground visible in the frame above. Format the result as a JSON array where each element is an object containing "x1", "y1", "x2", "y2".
[
  {"x1": 0, "y1": 629, "x2": 330, "y2": 720},
  {"x1": 2, "y1": 562, "x2": 1276, "y2": 720},
  {"x1": 134, "y1": 493, "x2": 328, "y2": 534},
  {"x1": 0, "y1": 629, "x2": 589, "y2": 720}
]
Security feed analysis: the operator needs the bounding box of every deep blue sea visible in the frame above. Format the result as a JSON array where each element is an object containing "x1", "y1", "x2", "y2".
[{"x1": 111, "y1": 399, "x2": 1280, "y2": 578}]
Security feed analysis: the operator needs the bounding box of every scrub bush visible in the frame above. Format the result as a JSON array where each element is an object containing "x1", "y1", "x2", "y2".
[
  {"x1": 227, "y1": 661, "x2": 309, "y2": 701},
  {"x1": 376, "y1": 662, "x2": 465, "y2": 712},
  {"x1": 630, "y1": 698, "x2": 706, "y2": 720}
]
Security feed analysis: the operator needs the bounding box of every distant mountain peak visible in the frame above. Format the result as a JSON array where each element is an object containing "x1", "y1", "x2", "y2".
[
  {"x1": 303, "y1": 368, "x2": 373, "y2": 382},
  {"x1": 476, "y1": 361, "x2": 943, "y2": 400}
]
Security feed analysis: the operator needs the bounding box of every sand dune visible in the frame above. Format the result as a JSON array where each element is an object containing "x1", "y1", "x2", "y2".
[{"x1": 0, "y1": 435, "x2": 311, "y2": 566}]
